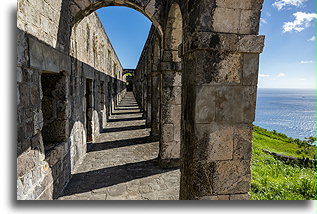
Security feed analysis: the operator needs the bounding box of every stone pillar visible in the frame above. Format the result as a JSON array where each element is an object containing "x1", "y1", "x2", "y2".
[
  {"x1": 142, "y1": 76, "x2": 146, "y2": 114},
  {"x1": 146, "y1": 74, "x2": 152, "y2": 127},
  {"x1": 151, "y1": 71, "x2": 161, "y2": 138},
  {"x1": 159, "y1": 59, "x2": 182, "y2": 168},
  {"x1": 179, "y1": 31, "x2": 264, "y2": 199}
]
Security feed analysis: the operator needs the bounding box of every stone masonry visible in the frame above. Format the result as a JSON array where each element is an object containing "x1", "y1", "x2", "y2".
[{"x1": 17, "y1": 0, "x2": 264, "y2": 200}]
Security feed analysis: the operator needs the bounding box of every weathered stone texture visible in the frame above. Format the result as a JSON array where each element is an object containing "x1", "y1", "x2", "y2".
[
  {"x1": 18, "y1": 0, "x2": 265, "y2": 200},
  {"x1": 17, "y1": 1, "x2": 126, "y2": 200}
]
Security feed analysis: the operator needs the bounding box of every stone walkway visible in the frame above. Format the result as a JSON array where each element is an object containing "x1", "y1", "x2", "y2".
[{"x1": 58, "y1": 92, "x2": 180, "y2": 200}]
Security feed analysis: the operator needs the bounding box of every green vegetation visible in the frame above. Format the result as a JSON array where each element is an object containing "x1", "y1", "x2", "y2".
[
  {"x1": 251, "y1": 126, "x2": 316, "y2": 200},
  {"x1": 125, "y1": 72, "x2": 133, "y2": 76}
]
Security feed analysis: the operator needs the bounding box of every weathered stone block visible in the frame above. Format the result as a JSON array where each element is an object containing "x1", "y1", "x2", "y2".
[
  {"x1": 29, "y1": 37, "x2": 71, "y2": 73},
  {"x1": 163, "y1": 50, "x2": 180, "y2": 62},
  {"x1": 162, "y1": 124, "x2": 174, "y2": 142},
  {"x1": 184, "y1": 51, "x2": 242, "y2": 85},
  {"x1": 213, "y1": 8, "x2": 240, "y2": 34},
  {"x1": 25, "y1": 121, "x2": 35, "y2": 138},
  {"x1": 161, "y1": 86, "x2": 181, "y2": 106},
  {"x1": 194, "y1": 85, "x2": 216, "y2": 123},
  {"x1": 242, "y1": 53, "x2": 259, "y2": 86},
  {"x1": 17, "y1": 151, "x2": 36, "y2": 178},
  {"x1": 239, "y1": 9, "x2": 261, "y2": 34},
  {"x1": 195, "y1": 124, "x2": 234, "y2": 161},
  {"x1": 160, "y1": 140, "x2": 180, "y2": 160},
  {"x1": 233, "y1": 124, "x2": 253, "y2": 160},
  {"x1": 217, "y1": 53, "x2": 242, "y2": 83},
  {"x1": 238, "y1": 35, "x2": 265, "y2": 53},
  {"x1": 160, "y1": 62, "x2": 182, "y2": 72},
  {"x1": 17, "y1": 28, "x2": 29, "y2": 67},
  {"x1": 30, "y1": 85, "x2": 40, "y2": 106},
  {"x1": 215, "y1": 86, "x2": 257, "y2": 123},
  {"x1": 213, "y1": 160, "x2": 251, "y2": 195},
  {"x1": 162, "y1": 70, "x2": 182, "y2": 87},
  {"x1": 185, "y1": 32, "x2": 238, "y2": 53},
  {"x1": 161, "y1": 103, "x2": 181, "y2": 125},
  {"x1": 19, "y1": 84, "x2": 30, "y2": 107}
]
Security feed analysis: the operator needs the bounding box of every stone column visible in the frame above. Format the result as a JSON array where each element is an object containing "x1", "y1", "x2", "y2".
[
  {"x1": 159, "y1": 58, "x2": 182, "y2": 168},
  {"x1": 151, "y1": 71, "x2": 161, "y2": 138},
  {"x1": 142, "y1": 76, "x2": 146, "y2": 115},
  {"x1": 179, "y1": 0, "x2": 264, "y2": 199},
  {"x1": 146, "y1": 74, "x2": 152, "y2": 127}
]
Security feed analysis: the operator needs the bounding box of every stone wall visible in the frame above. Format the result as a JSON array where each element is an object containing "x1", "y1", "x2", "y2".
[
  {"x1": 17, "y1": 0, "x2": 265, "y2": 201},
  {"x1": 17, "y1": 0, "x2": 125, "y2": 200},
  {"x1": 134, "y1": 26, "x2": 161, "y2": 136}
]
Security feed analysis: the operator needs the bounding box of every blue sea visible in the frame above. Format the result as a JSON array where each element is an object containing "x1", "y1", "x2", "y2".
[{"x1": 254, "y1": 88, "x2": 316, "y2": 140}]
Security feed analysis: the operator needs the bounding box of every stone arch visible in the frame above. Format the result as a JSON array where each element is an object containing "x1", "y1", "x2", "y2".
[
  {"x1": 70, "y1": 0, "x2": 164, "y2": 37},
  {"x1": 164, "y1": 2, "x2": 183, "y2": 62}
]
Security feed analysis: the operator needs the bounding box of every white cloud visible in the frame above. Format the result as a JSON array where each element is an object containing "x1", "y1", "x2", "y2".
[
  {"x1": 300, "y1": 60, "x2": 315, "y2": 64},
  {"x1": 273, "y1": 0, "x2": 307, "y2": 10},
  {"x1": 260, "y1": 18, "x2": 268, "y2": 25},
  {"x1": 277, "y1": 73, "x2": 286, "y2": 78},
  {"x1": 283, "y1": 12, "x2": 317, "y2": 33},
  {"x1": 259, "y1": 74, "x2": 270, "y2": 78},
  {"x1": 308, "y1": 36, "x2": 316, "y2": 41},
  {"x1": 300, "y1": 78, "x2": 306, "y2": 81}
]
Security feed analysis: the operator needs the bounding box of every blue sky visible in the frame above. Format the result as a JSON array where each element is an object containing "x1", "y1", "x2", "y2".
[
  {"x1": 259, "y1": 0, "x2": 316, "y2": 89},
  {"x1": 96, "y1": 7, "x2": 151, "y2": 69},
  {"x1": 97, "y1": 1, "x2": 316, "y2": 88}
]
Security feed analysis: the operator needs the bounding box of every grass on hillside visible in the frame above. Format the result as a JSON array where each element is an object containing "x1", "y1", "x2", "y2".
[{"x1": 251, "y1": 126, "x2": 316, "y2": 200}]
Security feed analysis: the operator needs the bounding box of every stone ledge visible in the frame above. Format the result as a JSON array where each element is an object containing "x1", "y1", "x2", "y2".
[
  {"x1": 184, "y1": 32, "x2": 265, "y2": 54},
  {"x1": 29, "y1": 36, "x2": 71, "y2": 73}
]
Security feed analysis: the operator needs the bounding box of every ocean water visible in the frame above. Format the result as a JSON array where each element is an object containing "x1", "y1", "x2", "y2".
[{"x1": 254, "y1": 88, "x2": 316, "y2": 140}]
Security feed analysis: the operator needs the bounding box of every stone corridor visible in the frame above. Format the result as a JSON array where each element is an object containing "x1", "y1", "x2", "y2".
[
  {"x1": 17, "y1": 0, "x2": 265, "y2": 200},
  {"x1": 58, "y1": 92, "x2": 180, "y2": 200}
]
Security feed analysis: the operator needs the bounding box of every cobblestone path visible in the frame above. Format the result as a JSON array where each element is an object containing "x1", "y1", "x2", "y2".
[{"x1": 58, "y1": 92, "x2": 180, "y2": 200}]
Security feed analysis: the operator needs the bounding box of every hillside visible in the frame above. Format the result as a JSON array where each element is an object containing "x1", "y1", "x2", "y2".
[{"x1": 251, "y1": 126, "x2": 316, "y2": 200}]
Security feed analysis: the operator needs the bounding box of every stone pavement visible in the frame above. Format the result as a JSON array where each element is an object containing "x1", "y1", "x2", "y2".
[{"x1": 58, "y1": 92, "x2": 180, "y2": 200}]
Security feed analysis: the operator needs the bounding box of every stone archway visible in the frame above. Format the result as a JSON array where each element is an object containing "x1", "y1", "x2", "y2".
[
  {"x1": 17, "y1": 0, "x2": 265, "y2": 200},
  {"x1": 70, "y1": 0, "x2": 164, "y2": 37}
]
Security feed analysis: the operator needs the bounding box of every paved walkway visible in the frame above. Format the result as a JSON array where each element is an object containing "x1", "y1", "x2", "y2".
[{"x1": 58, "y1": 92, "x2": 180, "y2": 200}]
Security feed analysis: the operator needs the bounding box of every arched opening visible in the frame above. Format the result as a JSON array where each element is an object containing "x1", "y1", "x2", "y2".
[{"x1": 54, "y1": 3, "x2": 181, "y2": 200}]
